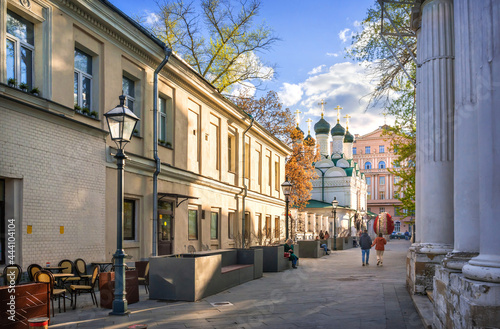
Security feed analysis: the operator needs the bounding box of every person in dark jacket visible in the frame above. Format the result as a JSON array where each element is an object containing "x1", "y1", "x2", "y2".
[{"x1": 359, "y1": 230, "x2": 372, "y2": 266}]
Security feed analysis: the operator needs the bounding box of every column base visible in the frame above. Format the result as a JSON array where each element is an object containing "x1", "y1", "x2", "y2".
[
  {"x1": 463, "y1": 255, "x2": 500, "y2": 283},
  {"x1": 433, "y1": 266, "x2": 500, "y2": 329},
  {"x1": 442, "y1": 251, "x2": 479, "y2": 271},
  {"x1": 407, "y1": 243, "x2": 451, "y2": 295}
]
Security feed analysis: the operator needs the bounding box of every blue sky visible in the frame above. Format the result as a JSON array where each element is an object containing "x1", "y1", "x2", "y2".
[{"x1": 109, "y1": 0, "x2": 390, "y2": 136}]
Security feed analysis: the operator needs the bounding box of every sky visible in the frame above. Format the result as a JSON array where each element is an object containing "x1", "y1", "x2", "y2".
[{"x1": 108, "y1": 0, "x2": 391, "y2": 137}]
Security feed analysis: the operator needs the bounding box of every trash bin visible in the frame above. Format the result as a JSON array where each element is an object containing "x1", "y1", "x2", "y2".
[{"x1": 28, "y1": 317, "x2": 49, "y2": 328}]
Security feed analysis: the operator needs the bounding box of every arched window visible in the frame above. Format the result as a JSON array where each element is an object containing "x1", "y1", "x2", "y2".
[
  {"x1": 378, "y1": 161, "x2": 386, "y2": 169},
  {"x1": 364, "y1": 162, "x2": 372, "y2": 169}
]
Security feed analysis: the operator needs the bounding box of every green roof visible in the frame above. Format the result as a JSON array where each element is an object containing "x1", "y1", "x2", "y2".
[
  {"x1": 304, "y1": 134, "x2": 315, "y2": 144},
  {"x1": 314, "y1": 118, "x2": 331, "y2": 135},
  {"x1": 331, "y1": 123, "x2": 345, "y2": 136},
  {"x1": 305, "y1": 199, "x2": 350, "y2": 209},
  {"x1": 344, "y1": 130, "x2": 354, "y2": 143},
  {"x1": 367, "y1": 211, "x2": 378, "y2": 217},
  {"x1": 344, "y1": 167, "x2": 354, "y2": 176}
]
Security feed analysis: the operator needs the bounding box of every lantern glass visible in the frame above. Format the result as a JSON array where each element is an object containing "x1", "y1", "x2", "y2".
[
  {"x1": 332, "y1": 197, "x2": 338, "y2": 209},
  {"x1": 281, "y1": 180, "x2": 292, "y2": 196}
]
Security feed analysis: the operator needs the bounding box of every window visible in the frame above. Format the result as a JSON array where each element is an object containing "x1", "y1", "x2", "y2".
[
  {"x1": 274, "y1": 160, "x2": 280, "y2": 191},
  {"x1": 274, "y1": 216, "x2": 280, "y2": 238},
  {"x1": 211, "y1": 210, "x2": 219, "y2": 240},
  {"x1": 74, "y1": 49, "x2": 92, "y2": 110},
  {"x1": 266, "y1": 216, "x2": 272, "y2": 239},
  {"x1": 257, "y1": 214, "x2": 262, "y2": 241},
  {"x1": 379, "y1": 145, "x2": 385, "y2": 153},
  {"x1": 188, "y1": 208, "x2": 198, "y2": 240},
  {"x1": 379, "y1": 191, "x2": 385, "y2": 200},
  {"x1": 123, "y1": 76, "x2": 138, "y2": 133},
  {"x1": 365, "y1": 146, "x2": 371, "y2": 154},
  {"x1": 6, "y1": 10, "x2": 34, "y2": 89},
  {"x1": 364, "y1": 162, "x2": 372, "y2": 170},
  {"x1": 124, "y1": 199, "x2": 136, "y2": 240},
  {"x1": 228, "y1": 212, "x2": 235, "y2": 239},
  {"x1": 378, "y1": 161, "x2": 386, "y2": 169},
  {"x1": 228, "y1": 133, "x2": 236, "y2": 172},
  {"x1": 366, "y1": 177, "x2": 371, "y2": 185},
  {"x1": 394, "y1": 177, "x2": 399, "y2": 184},
  {"x1": 245, "y1": 142, "x2": 250, "y2": 178},
  {"x1": 367, "y1": 192, "x2": 371, "y2": 200},
  {"x1": 395, "y1": 221, "x2": 401, "y2": 232},
  {"x1": 379, "y1": 176, "x2": 385, "y2": 185},
  {"x1": 380, "y1": 207, "x2": 385, "y2": 213},
  {"x1": 267, "y1": 153, "x2": 272, "y2": 192},
  {"x1": 244, "y1": 213, "x2": 250, "y2": 240},
  {"x1": 158, "y1": 96, "x2": 173, "y2": 146},
  {"x1": 353, "y1": 147, "x2": 357, "y2": 155}
]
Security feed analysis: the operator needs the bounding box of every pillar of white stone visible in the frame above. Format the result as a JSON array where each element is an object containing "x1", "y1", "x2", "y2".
[
  {"x1": 462, "y1": 0, "x2": 500, "y2": 283},
  {"x1": 331, "y1": 135, "x2": 344, "y2": 159},
  {"x1": 416, "y1": 0, "x2": 455, "y2": 254},
  {"x1": 442, "y1": 0, "x2": 480, "y2": 270},
  {"x1": 316, "y1": 134, "x2": 329, "y2": 158}
]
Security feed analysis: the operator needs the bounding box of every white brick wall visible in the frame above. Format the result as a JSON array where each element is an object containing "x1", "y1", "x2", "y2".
[{"x1": 0, "y1": 107, "x2": 107, "y2": 268}]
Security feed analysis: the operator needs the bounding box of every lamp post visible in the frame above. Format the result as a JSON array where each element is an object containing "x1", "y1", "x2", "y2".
[
  {"x1": 104, "y1": 95, "x2": 139, "y2": 316},
  {"x1": 281, "y1": 178, "x2": 292, "y2": 240},
  {"x1": 332, "y1": 197, "x2": 338, "y2": 251}
]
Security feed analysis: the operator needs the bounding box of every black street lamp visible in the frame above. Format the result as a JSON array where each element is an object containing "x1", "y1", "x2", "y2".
[
  {"x1": 332, "y1": 197, "x2": 338, "y2": 251},
  {"x1": 281, "y1": 178, "x2": 292, "y2": 240},
  {"x1": 104, "y1": 95, "x2": 139, "y2": 316}
]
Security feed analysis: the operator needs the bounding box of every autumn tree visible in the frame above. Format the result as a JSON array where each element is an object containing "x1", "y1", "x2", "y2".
[
  {"x1": 285, "y1": 129, "x2": 320, "y2": 211},
  {"x1": 150, "y1": 0, "x2": 278, "y2": 93},
  {"x1": 231, "y1": 89, "x2": 294, "y2": 144}
]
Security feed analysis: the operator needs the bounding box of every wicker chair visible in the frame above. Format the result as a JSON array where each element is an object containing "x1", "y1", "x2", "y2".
[
  {"x1": 2, "y1": 264, "x2": 22, "y2": 286},
  {"x1": 138, "y1": 262, "x2": 149, "y2": 293},
  {"x1": 35, "y1": 270, "x2": 66, "y2": 316},
  {"x1": 69, "y1": 265, "x2": 99, "y2": 310},
  {"x1": 58, "y1": 259, "x2": 81, "y2": 285},
  {"x1": 27, "y1": 264, "x2": 42, "y2": 282},
  {"x1": 74, "y1": 258, "x2": 92, "y2": 285}
]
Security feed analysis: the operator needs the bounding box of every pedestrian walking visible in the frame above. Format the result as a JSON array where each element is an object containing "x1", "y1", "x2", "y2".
[
  {"x1": 359, "y1": 229, "x2": 372, "y2": 266},
  {"x1": 372, "y1": 233, "x2": 387, "y2": 266}
]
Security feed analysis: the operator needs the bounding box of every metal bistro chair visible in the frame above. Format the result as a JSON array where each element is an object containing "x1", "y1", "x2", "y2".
[
  {"x1": 2, "y1": 264, "x2": 22, "y2": 286},
  {"x1": 58, "y1": 259, "x2": 81, "y2": 286},
  {"x1": 69, "y1": 265, "x2": 99, "y2": 310},
  {"x1": 35, "y1": 270, "x2": 66, "y2": 316},
  {"x1": 138, "y1": 262, "x2": 149, "y2": 293},
  {"x1": 27, "y1": 264, "x2": 42, "y2": 282},
  {"x1": 74, "y1": 258, "x2": 92, "y2": 285}
]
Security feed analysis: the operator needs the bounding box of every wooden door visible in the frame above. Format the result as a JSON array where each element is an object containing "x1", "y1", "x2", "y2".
[{"x1": 158, "y1": 201, "x2": 174, "y2": 255}]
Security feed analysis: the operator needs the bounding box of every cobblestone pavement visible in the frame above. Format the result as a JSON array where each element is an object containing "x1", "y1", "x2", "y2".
[{"x1": 49, "y1": 239, "x2": 424, "y2": 328}]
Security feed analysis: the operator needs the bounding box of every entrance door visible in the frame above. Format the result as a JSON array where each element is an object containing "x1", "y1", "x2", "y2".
[{"x1": 158, "y1": 201, "x2": 174, "y2": 255}]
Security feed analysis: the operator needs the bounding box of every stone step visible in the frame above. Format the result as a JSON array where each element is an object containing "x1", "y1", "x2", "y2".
[{"x1": 426, "y1": 290, "x2": 434, "y2": 304}]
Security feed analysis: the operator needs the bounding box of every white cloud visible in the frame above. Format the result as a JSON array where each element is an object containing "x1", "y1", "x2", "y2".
[
  {"x1": 338, "y1": 28, "x2": 352, "y2": 43},
  {"x1": 326, "y1": 52, "x2": 340, "y2": 57},
  {"x1": 278, "y1": 83, "x2": 303, "y2": 107},
  {"x1": 308, "y1": 65, "x2": 326, "y2": 75},
  {"x1": 230, "y1": 81, "x2": 256, "y2": 98},
  {"x1": 144, "y1": 12, "x2": 160, "y2": 26}
]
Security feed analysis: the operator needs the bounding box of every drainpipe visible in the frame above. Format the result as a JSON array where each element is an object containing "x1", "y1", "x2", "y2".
[
  {"x1": 152, "y1": 47, "x2": 172, "y2": 257},
  {"x1": 241, "y1": 114, "x2": 254, "y2": 249}
]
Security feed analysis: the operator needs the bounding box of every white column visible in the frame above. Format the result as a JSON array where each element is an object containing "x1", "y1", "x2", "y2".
[
  {"x1": 463, "y1": 0, "x2": 500, "y2": 283},
  {"x1": 317, "y1": 134, "x2": 329, "y2": 158},
  {"x1": 443, "y1": 0, "x2": 480, "y2": 270},
  {"x1": 417, "y1": 0, "x2": 454, "y2": 253}
]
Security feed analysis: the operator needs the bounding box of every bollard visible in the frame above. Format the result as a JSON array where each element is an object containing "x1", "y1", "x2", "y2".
[{"x1": 28, "y1": 317, "x2": 49, "y2": 329}]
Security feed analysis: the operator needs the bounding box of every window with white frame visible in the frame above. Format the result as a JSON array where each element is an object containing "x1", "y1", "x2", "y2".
[
  {"x1": 74, "y1": 49, "x2": 92, "y2": 111},
  {"x1": 379, "y1": 145, "x2": 385, "y2": 153},
  {"x1": 123, "y1": 76, "x2": 139, "y2": 133},
  {"x1": 353, "y1": 147, "x2": 357, "y2": 155},
  {"x1": 365, "y1": 162, "x2": 372, "y2": 170},
  {"x1": 379, "y1": 176, "x2": 385, "y2": 185},
  {"x1": 378, "y1": 161, "x2": 386, "y2": 169},
  {"x1": 395, "y1": 221, "x2": 401, "y2": 232},
  {"x1": 366, "y1": 177, "x2": 371, "y2": 185},
  {"x1": 158, "y1": 96, "x2": 173, "y2": 146},
  {"x1": 6, "y1": 10, "x2": 34, "y2": 90},
  {"x1": 365, "y1": 146, "x2": 371, "y2": 154}
]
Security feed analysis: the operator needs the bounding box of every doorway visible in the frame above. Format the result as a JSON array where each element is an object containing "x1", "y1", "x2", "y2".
[{"x1": 158, "y1": 200, "x2": 174, "y2": 255}]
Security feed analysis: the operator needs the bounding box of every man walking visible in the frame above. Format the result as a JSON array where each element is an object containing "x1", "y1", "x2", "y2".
[{"x1": 359, "y1": 229, "x2": 372, "y2": 266}]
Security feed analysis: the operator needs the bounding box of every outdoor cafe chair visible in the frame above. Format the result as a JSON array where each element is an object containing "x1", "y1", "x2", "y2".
[
  {"x1": 2, "y1": 264, "x2": 22, "y2": 286},
  {"x1": 74, "y1": 258, "x2": 92, "y2": 285},
  {"x1": 138, "y1": 262, "x2": 149, "y2": 293},
  {"x1": 69, "y1": 265, "x2": 99, "y2": 310},
  {"x1": 27, "y1": 264, "x2": 42, "y2": 282},
  {"x1": 58, "y1": 259, "x2": 81, "y2": 285},
  {"x1": 35, "y1": 270, "x2": 66, "y2": 316}
]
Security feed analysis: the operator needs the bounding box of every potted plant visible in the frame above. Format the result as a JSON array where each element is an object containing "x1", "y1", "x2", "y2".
[
  {"x1": 90, "y1": 111, "x2": 98, "y2": 118},
  {"x1": 133, "y1": 129, "x2": 139, "y2": 135},
  {"x1": 82, "y1": 107, "x2": 91, "y2": 116},
  {"x1": 166, "y1": 142, "x2": 172, "y2": 148},
  {"x1": 30, "y1": 87, "x2": 40, "y2": 96},
  {"x1": 7, "y1": 78, "x2": 16, "y2": 88},
  {"x1": 74, "y1": 104, "x2": 82, "y2": 113},
  {"x1": 18, "y1": 82, "x2": 28, "y2": 91},
  {"x1": 158, "y1": 139, "x2": 165, "y2": 145}
]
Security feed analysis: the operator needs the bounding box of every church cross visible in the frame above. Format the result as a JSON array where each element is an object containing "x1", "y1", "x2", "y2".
[
  {"x1": 306, "y1": 118, "x2": 313, "y2": 134},
  {"x1": 335, "y1": 105, "x2": 343, "y2": 123},
  {"x1": 344, "y1": 114, "x2": 351, "y2": 129},
  {"x1": 318, "y1": 99, "x2": 327, "y2": 118},
  {"x1": 294, "y1": 109, "x2": 302, "y2": 126}
]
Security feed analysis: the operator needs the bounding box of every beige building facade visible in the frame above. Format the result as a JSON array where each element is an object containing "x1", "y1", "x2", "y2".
[
  {"x1": 353, "y1": 127, "x2": 411, "y2": 234},
  {"x1": 0, "y1": 0, "x2": 290, "y2": 270}
]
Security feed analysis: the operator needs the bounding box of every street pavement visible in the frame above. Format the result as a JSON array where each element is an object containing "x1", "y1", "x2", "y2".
[{"x1": 50, "y1": 239, "x2": 424, "y2": 328}]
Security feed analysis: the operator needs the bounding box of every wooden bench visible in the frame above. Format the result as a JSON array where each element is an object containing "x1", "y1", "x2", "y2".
[{"x1": 221, "y1": 264, "x2": 253, "y2": 274}]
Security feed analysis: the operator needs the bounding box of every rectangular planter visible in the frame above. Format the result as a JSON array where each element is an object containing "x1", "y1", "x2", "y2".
[
  {"x1": 298, "y1": 240, "x2": 325, "y2": 258},
  {"x1": 99, "y1": 270, "x2": 139, "y2": 309}
]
